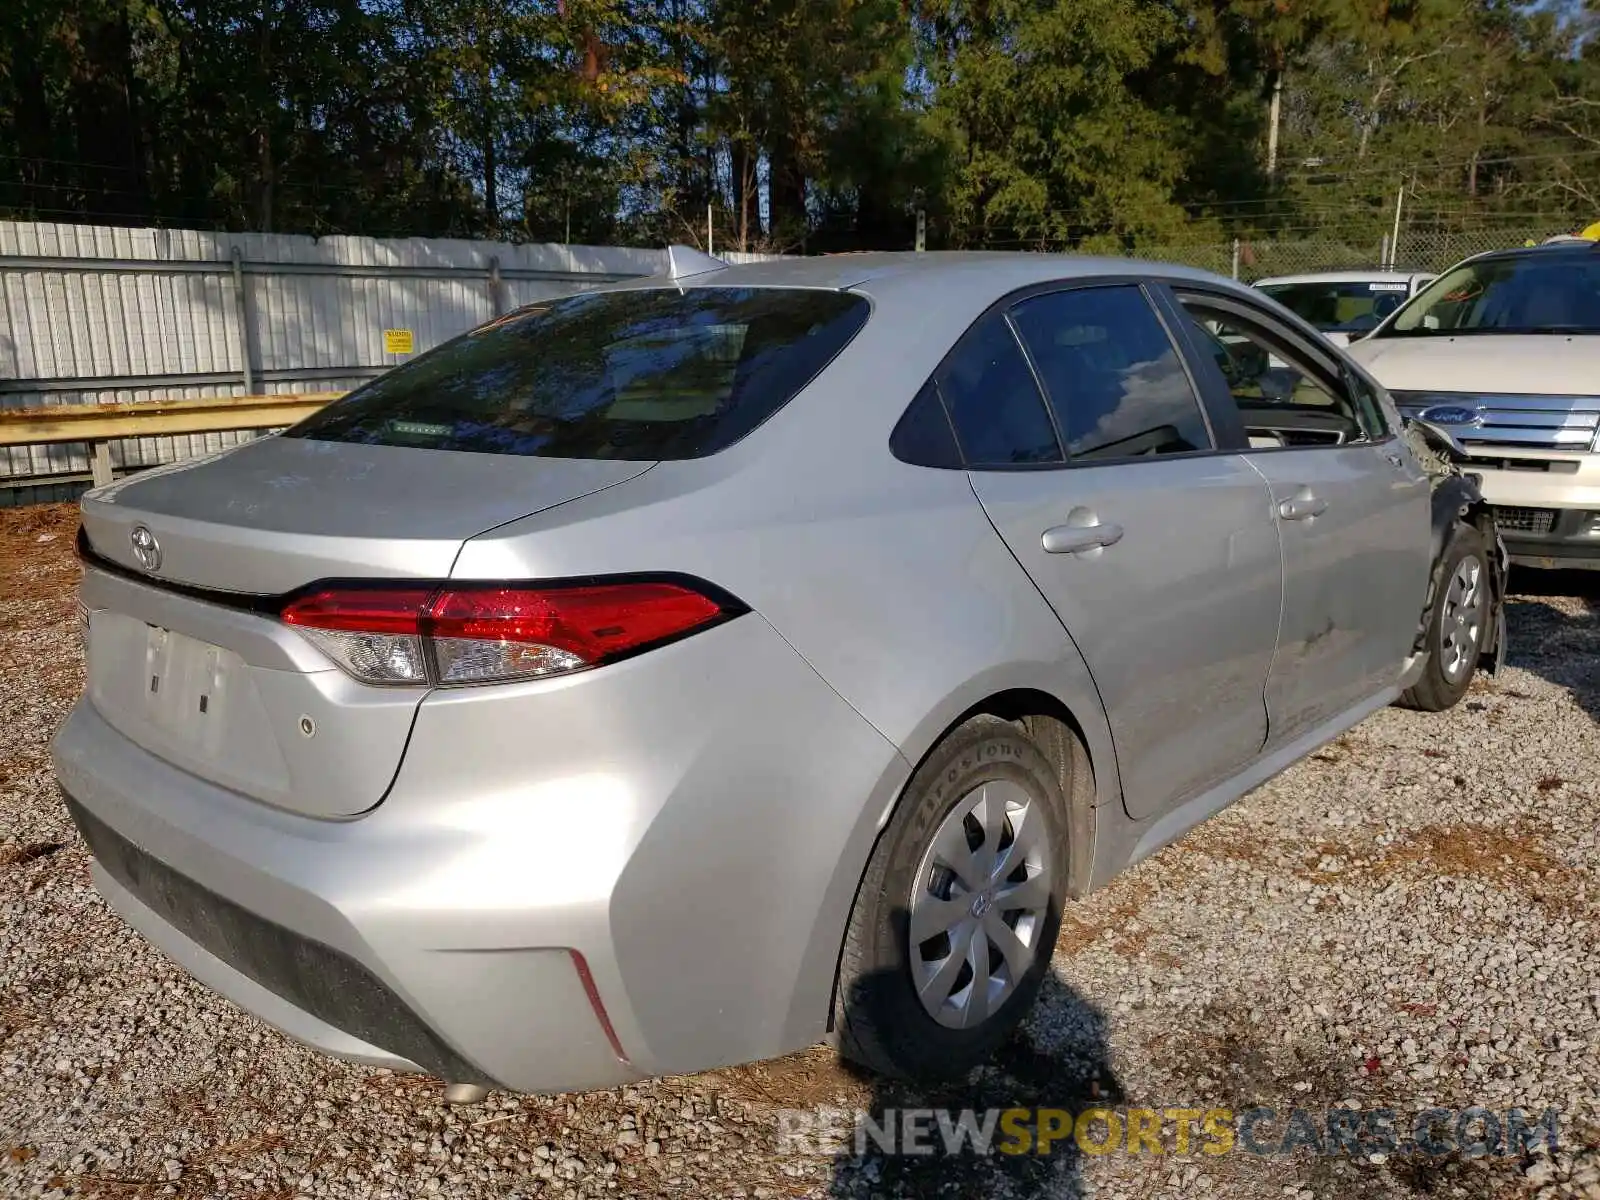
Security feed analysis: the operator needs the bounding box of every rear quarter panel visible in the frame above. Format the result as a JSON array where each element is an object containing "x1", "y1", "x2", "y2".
[{"x1": 449, "y1": 294, "x2": 1125, "y2": 1048}]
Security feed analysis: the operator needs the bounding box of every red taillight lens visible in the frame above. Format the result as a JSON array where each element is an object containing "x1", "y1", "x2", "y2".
[
  {"x1": 281, "y1": 588, "x2": 434, "y2": 635},
  {"x1": 279, "y1": 579, "x2": 734, "y2": 686}
]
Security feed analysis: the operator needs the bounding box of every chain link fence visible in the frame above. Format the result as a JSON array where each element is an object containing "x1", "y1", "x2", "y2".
[{"x1": 1126, "y1": 226, "x2": 1580, "y2": 282}]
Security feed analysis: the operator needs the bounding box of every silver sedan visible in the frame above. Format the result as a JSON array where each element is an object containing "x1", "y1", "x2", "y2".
[{"x1": 52, "y1": 249, "x2": 1501, "y2": 1099}]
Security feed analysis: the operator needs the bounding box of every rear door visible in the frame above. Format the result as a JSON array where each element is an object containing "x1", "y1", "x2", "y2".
[
  {"x1": 1164, "y1": 286, "x2": 1431, "y2": 747},
  {"x1": 953, "y1": 282, "x2": 1283, "y2": 820}
]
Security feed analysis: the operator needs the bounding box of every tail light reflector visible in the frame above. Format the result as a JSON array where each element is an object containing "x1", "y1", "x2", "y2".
[{"x1": 280, "y1": 579, "x2": 736, "y2": 687}]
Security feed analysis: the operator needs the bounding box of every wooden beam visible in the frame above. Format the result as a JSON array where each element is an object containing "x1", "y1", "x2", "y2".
[{"x1": 0, "y1": 392, "x2": 343, "y2": 448}]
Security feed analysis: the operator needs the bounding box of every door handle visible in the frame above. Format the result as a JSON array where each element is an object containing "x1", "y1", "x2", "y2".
[
  {"x1": 1042, "y1": 518, "x2": 1124, "y2": 555},
  {"x1": 1277, "y1": 489, "x2": 1328, "y2": 522}
]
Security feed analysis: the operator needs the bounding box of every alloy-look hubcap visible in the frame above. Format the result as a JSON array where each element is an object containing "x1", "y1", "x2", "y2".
[
  {"x1": 907, "y1": 779, "x2": 1052, "y2": 1029},
  {"x1": 1439, "y1": 557, "x2": 1485, "y2": 683}
]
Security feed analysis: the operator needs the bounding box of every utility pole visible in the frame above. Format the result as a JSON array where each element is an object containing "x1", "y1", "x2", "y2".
[
  {"x1": 707, "y1": 202, "x2": 714, "y2": 256},
  {"x1": 1266, "y1": 70, "x2": 1283, "y2": 177},
  {"x1": 1389, "y1": 178, "x2": 1406, "y2": 269}
]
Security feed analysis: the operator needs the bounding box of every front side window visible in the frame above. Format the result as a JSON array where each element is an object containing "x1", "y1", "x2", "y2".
[
  {"x1": 286, "y1": 287, "x2": 870, "y2": 459},
  {"x1": 1380, "y1": 252, "x2": 1600, "y2": 337},
  {"x1": 1009, "y1": 286, "x2": 1212, "y2": 461},
  {"x1": 1175, "y1": 298, "x2": 1385, "y2": 447}
]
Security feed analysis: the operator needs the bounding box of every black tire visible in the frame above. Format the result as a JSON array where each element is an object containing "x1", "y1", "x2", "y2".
[
  {"x1": 831, "y1": 716, "x2": 1071, "y2": 1081},
  {"x1": 1401, "y1": 521, "x2": 1490, "y2": 712}
]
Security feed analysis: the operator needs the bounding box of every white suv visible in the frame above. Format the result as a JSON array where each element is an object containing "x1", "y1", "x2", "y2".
[
  {"x1": 1255, "y1": 270, "x2": 1434, "y2": 347},
  {"x1": 1346, "y1": 241, "x2": 1600, "y2": 570}
]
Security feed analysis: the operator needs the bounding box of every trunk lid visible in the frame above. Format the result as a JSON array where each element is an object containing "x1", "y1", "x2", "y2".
[
  {"x1": 79, "y1": 435, "x2": 653, "y2": 818},
  {"x1": 82, "y1": 435, "x2": 653, "y2": 593}
]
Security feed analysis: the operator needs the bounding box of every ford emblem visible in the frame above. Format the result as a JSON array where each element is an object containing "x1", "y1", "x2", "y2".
[{"x1": 1420, "y1": 404, "x2": 1481, "y2": 426}]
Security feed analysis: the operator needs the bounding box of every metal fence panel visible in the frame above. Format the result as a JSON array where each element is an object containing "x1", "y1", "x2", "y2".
[{"x1": 0, "y1": 220, "x2": 728, "y2": 500}]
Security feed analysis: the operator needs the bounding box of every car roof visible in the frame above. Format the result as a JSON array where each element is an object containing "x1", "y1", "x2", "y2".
[
  {"x1": 614, "y1": 250, "x2": 1242, "y2": 301},
  {"x1": 1254, "y1": 269, "x2": 1427, "y2": 286},
  {"x1": 1461, "y1": 240, "x2": 1600, "y2": 266}
]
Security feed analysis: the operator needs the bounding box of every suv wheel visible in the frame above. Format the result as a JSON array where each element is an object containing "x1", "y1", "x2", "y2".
[
  {"x1": 832, "y1": 717, "x2": 1070, "y2": 1080},
  {"x1": 1402, "y1": 521, "x2": 1490, "y2": 712}
]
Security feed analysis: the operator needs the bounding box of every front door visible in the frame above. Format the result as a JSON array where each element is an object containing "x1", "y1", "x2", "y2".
[
  {"x1": 1165, "y1": 287, "x2": 1432, "y2": 746},
  {"x1": 938, "y1": 284, "x2": 1283, "y2": 820}
]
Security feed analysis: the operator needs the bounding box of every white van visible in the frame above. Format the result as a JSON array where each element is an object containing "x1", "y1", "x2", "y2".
[{"x1": 1345, "y1": 241, "x2": 1600, "y2": 570}]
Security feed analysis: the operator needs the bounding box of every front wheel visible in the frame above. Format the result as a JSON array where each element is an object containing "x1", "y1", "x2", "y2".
[
  {"x1": 1401, "y1": 521, "x2": 1490, "y2": 712},
  {"x1": 831, "y1": 717, "x2": 1071, "y2": 1081}
]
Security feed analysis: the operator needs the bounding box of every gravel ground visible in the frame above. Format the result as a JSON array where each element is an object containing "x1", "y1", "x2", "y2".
[{"x1": 1, "y1": 502, "x2": 1597, "y2": 1200}]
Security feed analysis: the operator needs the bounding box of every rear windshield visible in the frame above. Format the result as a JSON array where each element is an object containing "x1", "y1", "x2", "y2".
[
  {"x1": 1378, "y1": 251, "x2": 1600, "y2": 337},
  {"x1": 1257, "y1": 280, "x2": 1413, "y2": 334},
  {"x1": 286, "y1": 287, "x2": 869, "y2": 459}
]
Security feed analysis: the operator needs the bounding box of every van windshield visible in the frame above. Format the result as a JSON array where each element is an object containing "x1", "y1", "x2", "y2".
[
  {"x1": 1379, "y1": 251, "x2": 1600, "y2": 337},
  {"x1": 1257, "y1": 280, "x2": 1413, "y2": 334},
  {"x1": 286, "y1": 287, "x2": 870, "y2": 459}
]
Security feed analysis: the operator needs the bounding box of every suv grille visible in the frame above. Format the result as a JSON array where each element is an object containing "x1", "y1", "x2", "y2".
[
  {"x1": 1494, "y1": 506, "x2": 1559, "y2": 535},
  {"x1": 1397, "y1": 393, "x2": 1600, "y2": 451}
]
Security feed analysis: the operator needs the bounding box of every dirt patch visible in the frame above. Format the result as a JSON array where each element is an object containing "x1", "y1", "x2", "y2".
[
  {"x1": 709, "y1": 1045, "x2": 872, "y2": 1112},
  {"x1": 1056, "y1": 880, "x2": 1153, "y2": 958},
  {"x1": 0, "y1": 503, "x2": 81, "y2": 620},
  {"x1": 0, "y1": 842, "x2": 64, "y2": 868},
  {"x1": 1289, "y1": 823, "x2": 1585, "y2": 912},
  {"x1": 1377, "y1": 825, "x2": 1582, "y2": 905}
]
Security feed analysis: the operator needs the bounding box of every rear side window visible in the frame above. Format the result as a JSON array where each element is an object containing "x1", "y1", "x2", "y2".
[
  {"x1": 890, "y1": 381, "x2": 963, "y2": 468},
  {"x1": 1009, "y1": 286, "x2": 1212, "y2": 461},
  {"x1": 286, "y1": 287, "x2": 869, "y2": 460},
  {"x1": 939, "y1": 314, "x2": 1063, "y2": 467}
]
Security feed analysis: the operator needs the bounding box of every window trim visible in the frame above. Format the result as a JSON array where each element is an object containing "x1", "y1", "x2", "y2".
[{"x1": 1167, "y1": 286, "x2": 1396, "y2": 452}]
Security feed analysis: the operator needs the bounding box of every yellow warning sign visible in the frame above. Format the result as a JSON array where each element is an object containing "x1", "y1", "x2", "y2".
[
  {"x1": 1580, "y1": 221, "x2": 1600, "y2": 242},
  {"x1": 383, "y1": 328, "x2": 415, "y2": 354}
]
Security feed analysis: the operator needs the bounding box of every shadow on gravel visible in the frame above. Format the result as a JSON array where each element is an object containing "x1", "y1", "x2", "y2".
[
  {"x1": 827, "y1": 972, "x2": 1120, "y2": 1200},
  {"x1": 1504, "y1": 568, "x2": 1599, "y2": 725}
]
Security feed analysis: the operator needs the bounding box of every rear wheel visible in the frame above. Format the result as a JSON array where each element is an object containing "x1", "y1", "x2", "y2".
[
  {"x1": 1401, "y1": 522, "x2": 1489, "y2": 712},
  {"x1": 832, "y1": 717, "x2": 1070, "y2": 1080}
]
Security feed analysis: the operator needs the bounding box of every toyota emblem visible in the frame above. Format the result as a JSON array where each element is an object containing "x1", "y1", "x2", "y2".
[{"x1": 129, "y1": 525, "x2": 162, "y2": 572}]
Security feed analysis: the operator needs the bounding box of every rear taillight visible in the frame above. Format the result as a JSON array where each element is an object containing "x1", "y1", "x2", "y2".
[{"x1": 280, "y1": 578, "x2": 737, "y2": 687}]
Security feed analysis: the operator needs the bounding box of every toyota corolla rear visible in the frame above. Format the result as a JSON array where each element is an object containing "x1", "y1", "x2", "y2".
[{"x1": 51, "y1": 282, "x2": 912, "y2": 1093}]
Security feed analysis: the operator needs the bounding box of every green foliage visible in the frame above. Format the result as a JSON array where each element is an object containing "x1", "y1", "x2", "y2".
[{"x1": 1, "y1": 0, "x2": 1596, "y2": 247}]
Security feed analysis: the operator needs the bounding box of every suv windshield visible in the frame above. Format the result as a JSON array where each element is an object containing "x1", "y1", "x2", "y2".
[
  {"x1": 1258, "y1": 280, "x2": 1412, "y2": 334},
  {"x1": 286, "y1": 286, "x2": 869, "y2": 459},
  {"x1": 1380, "y1": 251, "x2": 1600, "y2": 337}
]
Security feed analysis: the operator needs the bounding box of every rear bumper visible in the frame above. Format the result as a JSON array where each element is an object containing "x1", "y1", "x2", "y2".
[{"x1": 52, "y1": 614, "x2": 909, "y2": 1093}]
